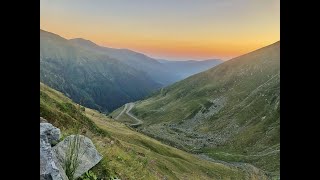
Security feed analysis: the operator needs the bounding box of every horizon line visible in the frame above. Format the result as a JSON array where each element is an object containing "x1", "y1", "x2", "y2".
[{"x1": 40, "y1": 28, "x2": 277, "y2": 62}]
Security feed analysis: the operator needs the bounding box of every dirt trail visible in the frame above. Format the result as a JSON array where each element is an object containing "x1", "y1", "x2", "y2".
[
  {"x1": 116, "y1": 103, "x2": 143, "y2": 127},
  {"x1": 115, "y1": 104, "x2": 128, "y2": 120}
]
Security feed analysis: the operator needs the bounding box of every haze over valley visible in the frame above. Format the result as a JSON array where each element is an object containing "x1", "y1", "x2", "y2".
[
  {"x1": 41, "y1": 29, "x2": 222, "y2": 113},
  {"x1": 40, "y1": 1, "x2": 279, "y2": 179}
]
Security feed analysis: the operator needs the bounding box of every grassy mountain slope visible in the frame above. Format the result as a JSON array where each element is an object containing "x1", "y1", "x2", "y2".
[
  {"x1": 129, "y1": 41, "x2": 280, "y2": 177},
  {"x1": 41, "y1": 82, "x2": 268, "y2": 179},
  {"x1": 40, "y1": 29, "x2": 160, "y2": 113}
]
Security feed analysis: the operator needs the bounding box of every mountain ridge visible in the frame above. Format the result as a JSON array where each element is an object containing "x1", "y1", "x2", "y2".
[
  {"x1": 40, "y1": 29, "x2": 161, "y2": 113},
  {"x1": 69, "y1": 36, "x2": 223, "y2": 85},
  {"x1": 40, "y1": 29, "x2": 223, "y2": 113}
]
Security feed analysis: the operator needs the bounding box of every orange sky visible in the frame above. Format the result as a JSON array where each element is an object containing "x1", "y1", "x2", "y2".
[{"x1": 40, "y1": 0, "x2": 280, "y2": 60}]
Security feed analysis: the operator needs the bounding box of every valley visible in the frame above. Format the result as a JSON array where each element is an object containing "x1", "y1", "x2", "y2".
[
  {"x1": 40, "y1": 39, "x2": 280, "y2": 179},
  {"x1": 40, "y1": 40, "x2": 280, "y2": 179},
  {"x1": 40, "y1": 1, "x2": 279, "y2": 179},
  {"x1": 41, "y1": 29, "x2": 222, "y2": 113},
  {"x1": 40, "y1": 82, "x2": 268, "y2": 179},
  {"x1": 113, "y1": 41, "x2": 280, "y2": 179},
  {"x1": 112, "y1": 101, "x2": 272, "y2": 179}
]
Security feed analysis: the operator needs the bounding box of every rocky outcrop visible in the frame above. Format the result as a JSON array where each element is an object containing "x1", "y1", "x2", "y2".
[
  {"x1": 40, "y1": 117, "x2": 48, "y2": 123},
  {"x1": 40, "y1": 118, "x2": 102, "y2": 180},
  {"x1": 40, "y1": 138, "x2": 69, "y2": 180},
  {"x1": 40, "y1": 121, "x2": 68, "y2": 180},
  {"x1": 40, "y1": 122, "x2": 61, "y2": 145},
  {"x1": 53, "y1": 135, "x2": 103, "y2": 179}
]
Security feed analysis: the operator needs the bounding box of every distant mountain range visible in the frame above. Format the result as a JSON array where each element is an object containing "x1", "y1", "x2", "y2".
[
  {"x1": 69, "y1": 38, "x2": 175, "y2": 85},
  {"x1": 69, "y1": 38, "x2": 223, "y2": 85},
  {"x1": 40, "y1": 29, "x2": 222, "y2": 112},
  {"x1": 157, "y1": 59, "x2": 223, "y2": 80}
]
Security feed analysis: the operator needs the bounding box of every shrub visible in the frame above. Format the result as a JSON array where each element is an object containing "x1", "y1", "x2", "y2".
[{"x1": 80, "y1": 106, "x2": 86, "y2": 112}]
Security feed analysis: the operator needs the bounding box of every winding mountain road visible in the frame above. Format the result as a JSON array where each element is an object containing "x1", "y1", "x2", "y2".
[
  {"x1": 115, "y1": 103, "x2": 143, "y2": 127},
  {"x1": 115, "y1": 104, "x2": 128, "y2": 120}
]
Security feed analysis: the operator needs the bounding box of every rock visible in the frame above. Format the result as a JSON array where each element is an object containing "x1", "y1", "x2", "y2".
[
  {"x1": 40, "y1": 123, "x2": 61, "y2": 145},
  {"x1": 40, "y1": 122, "x2": 68, "y2": 180},
  {"x1": 40, "y1": 117, "x2": 48, "y2": 123},
  {"x1": 40, "y1": 122, "x2": 102, "y2": 180},
  {"x1": 40, "y1": 138, "x2": 69, "y2": 180},
  {"x1": 53, "y1": 135, "x2": 103, "y2": 179}
]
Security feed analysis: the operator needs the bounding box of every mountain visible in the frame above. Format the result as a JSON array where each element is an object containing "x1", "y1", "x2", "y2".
[
  {"x1": 157, "y1": 59, "x2": 223, "y2": 79},
  {"x1": 70, "y1": 38, "x2": 222, "y2": 85},
  {"x1": 70, "y1": 38, "x2": 178, "y2": 85},
  {"x1": 123, "y1": 41, "x2": 280, "y2": 178},
  {"x1": 41, "y1": 29, "x2": 222, "y2": 113},
  {"x1": 40, "y1": 82, "x2": 267, "y2": 179},
  {"x1": 40, "y1": 29, "x2": 161, "y2": 113}
]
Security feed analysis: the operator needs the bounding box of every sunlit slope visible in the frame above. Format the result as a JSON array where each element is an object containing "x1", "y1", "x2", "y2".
[
  {"x1": 40, "y1": 83, "x2": 262, "y2": 180},
  {"x1": 130, "y1": 41, "x2": 280, "y2": 176}
]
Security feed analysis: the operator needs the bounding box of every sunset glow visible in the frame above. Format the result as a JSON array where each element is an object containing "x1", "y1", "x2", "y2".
[{"x1": 40, "y1": 0, "x2": 280, "y2": 60}]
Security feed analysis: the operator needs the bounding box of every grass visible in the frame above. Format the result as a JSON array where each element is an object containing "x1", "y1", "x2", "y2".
[
  {"x1": 40, "y1": 82, "x2": 251, "y2": 179},
  {"x1": 62, "y1": 135, "x2": 83, "y2": 180},
  {"x1": 40, "y1": 83, "x2": 108, "y2": 136},
  {"x1": 86, "y1": 108, "x2": 249, "y2": 179},
  {"x1": 125, "y1": 41, "x2": 280, "y2": 177},
  {"x1": 109, "y1": 105, "x2": 125, "y2": 119}
]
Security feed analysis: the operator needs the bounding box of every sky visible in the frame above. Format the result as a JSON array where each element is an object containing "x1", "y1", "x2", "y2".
[{"x1": 40, "y1": 0, "x2": 280, "y2": 61}]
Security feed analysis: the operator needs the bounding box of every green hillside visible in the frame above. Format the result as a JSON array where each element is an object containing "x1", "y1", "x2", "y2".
[
  {"x1": 41, "y1": 82, "x2": 268, "y2": 179},
  {"x1": 40, "y1": 29, "x2": 160, "y2": 113},
  {"x1": 128, "y1": 41, "x2": 280, "y2": 178}
]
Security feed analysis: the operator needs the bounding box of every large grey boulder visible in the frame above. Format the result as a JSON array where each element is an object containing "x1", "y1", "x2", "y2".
[
  {"x1": 53, "y1": 135, "x2": 103, "y2": 179},
  {"x1": 40, "y1": 138, "x2": 69, "y2": 180},
  {"x1": 40, "y1": 122, "x2": 61, "y2": 145},
  {"x1": 40, "y1": 122, "x2": 68, "y2": 180}
]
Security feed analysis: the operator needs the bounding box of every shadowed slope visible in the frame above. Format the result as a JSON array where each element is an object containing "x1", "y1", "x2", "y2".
[{"x1": 41, "y1": 29, "x2": 160, "y2": 113}]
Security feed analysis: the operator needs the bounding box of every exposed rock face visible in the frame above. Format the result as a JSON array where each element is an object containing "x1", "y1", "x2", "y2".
[
  {"x1": 40, "y1": 122, "x2": 61, "y2": 145},
  {"x1": 40, "y1": 117, "x2": 48, "y2": 123},
  {"x1": 40, "y1": 138, "x2": 69, "y2": 180},
  {"x1": 40, "y1": 119, "x2": 102, "y2": 180},
  {"x1": 53, "y1": 135, "x2": 103, "y2": 179},
  {"x1": 40, "y1": 121, "x2": 68, "y2": 180}
]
